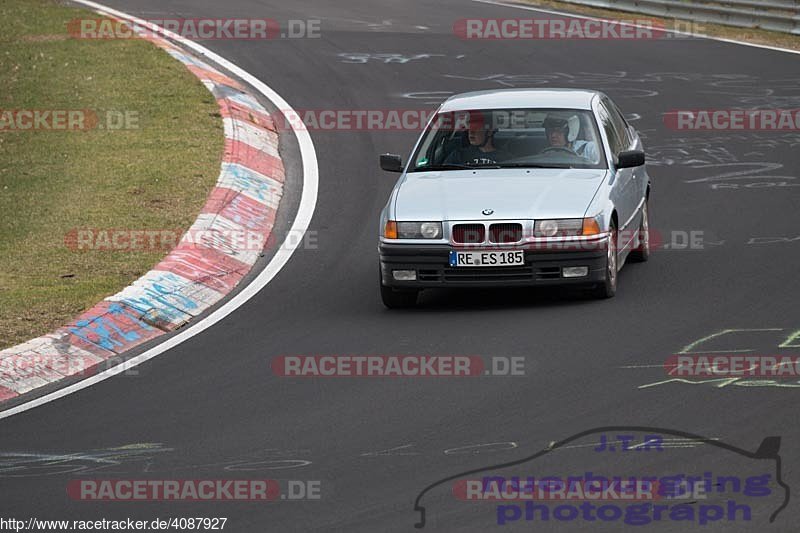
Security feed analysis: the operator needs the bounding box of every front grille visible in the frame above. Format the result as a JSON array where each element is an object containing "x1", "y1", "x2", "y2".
[
  {"x1": 417, "y1": 269, "x2": 441, "y2": 282},
  {"x1": 412, "y1": 264, "x2": 584, "y2": 283},
  {"x1": 489, "y1": 223, "x2": 522, "y2": 243},
  {"x1": 423, "y1": 266, "x2": 568, "y2": 283},
  {"x1": 452, "y1": 224, "x2": 485, "y2": 244},
  {"x1": 536, "y1": 266, "x2": 561, "y2": 279},
  {"x1": 443, "y1": 266, "x2": 534, "y2": 282}
]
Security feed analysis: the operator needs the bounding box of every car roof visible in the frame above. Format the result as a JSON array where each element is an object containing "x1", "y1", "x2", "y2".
[{"x1": 438, "y1": 89, "x2": 603, "y2": 113}]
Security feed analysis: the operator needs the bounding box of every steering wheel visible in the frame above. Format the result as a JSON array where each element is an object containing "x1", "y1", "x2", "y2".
[{"x1": 540, "y1": 146, "x2": 577, "y2": 155}]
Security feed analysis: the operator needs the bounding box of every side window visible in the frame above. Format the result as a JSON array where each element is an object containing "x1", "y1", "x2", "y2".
[
  {"x1": 608, "y1": 101, "x2": 632, "y2": 149},
  {"x1": 597, "y1": 100, "x2": 622, "y2": 158},
  {"x1": 611, "y1": 101, "x2": 630, "y2": 128},
  {"x1": 415, "y1": 124, "x2": 448, "y2": 167}
]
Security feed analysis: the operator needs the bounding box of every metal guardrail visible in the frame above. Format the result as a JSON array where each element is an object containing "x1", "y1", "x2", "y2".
[{"x1": 556, "y1": 0, "x2": 800, "y2": 35}]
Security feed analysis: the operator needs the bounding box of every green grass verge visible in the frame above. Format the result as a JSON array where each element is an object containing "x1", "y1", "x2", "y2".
[{"x1": 0, "y1": 0, "x2": 223, "y2": 349}]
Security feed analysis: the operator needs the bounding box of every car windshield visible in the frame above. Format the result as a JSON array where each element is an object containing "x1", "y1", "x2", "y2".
[{"x1": 409, "y1": 108, "x2": 607, "y2": 171}]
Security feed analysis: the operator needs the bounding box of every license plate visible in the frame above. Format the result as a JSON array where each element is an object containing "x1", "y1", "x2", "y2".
[{"x1": 449, "y1": 250, "x2": 525, "y2": 267}]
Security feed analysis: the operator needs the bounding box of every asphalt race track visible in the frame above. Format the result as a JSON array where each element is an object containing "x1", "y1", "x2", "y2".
[{"x1": 2, "y1": 1, "x2": 800, "y2": 531}]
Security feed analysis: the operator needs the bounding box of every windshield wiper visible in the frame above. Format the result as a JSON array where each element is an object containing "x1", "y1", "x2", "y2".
[
  {"x1": 498, "y1": 163, "x2": 575, "y2": 169},
  {"x1": 412, "y1": 163, "x2": 501, "y2": 171}
]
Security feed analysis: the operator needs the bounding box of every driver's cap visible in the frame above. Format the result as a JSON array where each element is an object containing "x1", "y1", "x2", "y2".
[
  {"x1": 543, "y1": 114, "x2": 569, "y2": 131},
  {"x1": 543, "y1": 112, "x2": 579, "y2": 142}
]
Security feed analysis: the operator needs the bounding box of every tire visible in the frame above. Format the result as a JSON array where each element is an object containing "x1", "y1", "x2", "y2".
[
  {"x1": 593, "y1": 221, "x2": 618, "y2": 299},
  {"x1": 379, "y1": 267, "x2": 419, "y2": 308},
  {"x1": 629, "y1": 199, "x2": 650, "y2": 263}
]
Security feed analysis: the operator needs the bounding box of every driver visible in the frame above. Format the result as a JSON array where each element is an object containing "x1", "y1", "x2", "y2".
[
  {"x1": 444, "y1": 111, "x2": 510, "y2": 165},
  {"x1": 542, "y1": 113, "x2": 599, "y2": 162}
]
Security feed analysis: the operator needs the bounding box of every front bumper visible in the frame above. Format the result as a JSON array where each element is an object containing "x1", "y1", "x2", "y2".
[{"x1": 379, "y1": 239, "x2": 608, "y2": 288}]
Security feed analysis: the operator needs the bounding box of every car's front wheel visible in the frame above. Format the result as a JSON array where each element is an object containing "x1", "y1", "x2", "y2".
[
  {"x1": 593, "y1": 222, "x2": 618, "y2": 299},
  {"x1": 379, "y1": 268, "x2": 419, "y2": 308}
]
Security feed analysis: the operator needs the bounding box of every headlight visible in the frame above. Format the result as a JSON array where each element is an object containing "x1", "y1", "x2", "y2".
[
  {"x1": 395, "y1": 221, "x2": 442, "y2": 239},
  {"x1": 534, "y1": 218, "x2": 602, "y2": 237},
  {"x1": 534, "y1": 219, "x2": 583, "y2": 237}
]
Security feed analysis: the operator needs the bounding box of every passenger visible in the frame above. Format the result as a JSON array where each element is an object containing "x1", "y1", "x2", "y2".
[
  {"x1": 444, "y1": 112, "x2": 511, "y2": 165},
  {"x1": 543, "y1": 114, "x2": 599, "y2": 162}
]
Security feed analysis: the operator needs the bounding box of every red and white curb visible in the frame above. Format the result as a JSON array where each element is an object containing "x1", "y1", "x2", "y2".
[{"x1": 0, "y1": 14, "x2": 293, "y2": 404}]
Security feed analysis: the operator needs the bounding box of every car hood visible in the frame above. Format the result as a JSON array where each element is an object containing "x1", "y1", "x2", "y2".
[{"x1": 394, "y1": 168, "x2": 608, "y2": 221}]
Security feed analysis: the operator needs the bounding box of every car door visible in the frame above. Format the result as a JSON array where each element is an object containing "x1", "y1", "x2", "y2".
[
  {"x1": 610, "y1": 99, "x2": 647, "y2": 219},
  {"x1": 598, "y1": 97, "x2": 637, "y2": 252},
  {"x1": 611, "y1": 102, "x2": 649, "y2": 212}
]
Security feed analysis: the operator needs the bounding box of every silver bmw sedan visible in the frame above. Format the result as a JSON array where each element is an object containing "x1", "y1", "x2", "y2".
[{"x1": 378, "y1": 89, "x2": 651, "y2": 307}]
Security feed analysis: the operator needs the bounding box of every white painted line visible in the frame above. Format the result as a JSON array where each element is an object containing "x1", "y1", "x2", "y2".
[
  {"x1": 0, "y1": 2, "x2": 319, "y2": 420},
  {"x1": 471, "y1": 0, "x2": 800, "y2": 56}
]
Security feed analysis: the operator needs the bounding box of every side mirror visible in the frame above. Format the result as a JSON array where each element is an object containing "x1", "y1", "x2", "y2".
[
  {"x1": 617, "y1": 150, "x2": 645, "y2": 169},
  {"x1": 380, "y1": 153, "x2": 404, "y2": 172}
]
